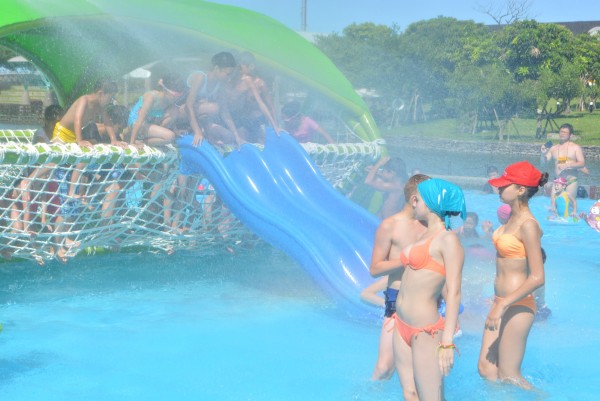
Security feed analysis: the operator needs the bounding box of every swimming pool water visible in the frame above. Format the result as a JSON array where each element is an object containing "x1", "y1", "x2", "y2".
[{"x1": 0, "y1": 191, "x2": 599, "y2": 401}]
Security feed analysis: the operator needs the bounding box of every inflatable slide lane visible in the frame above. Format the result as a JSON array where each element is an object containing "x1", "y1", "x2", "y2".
[{"x1": 177, "y1": 129, "x2": 380, "y2": 318}]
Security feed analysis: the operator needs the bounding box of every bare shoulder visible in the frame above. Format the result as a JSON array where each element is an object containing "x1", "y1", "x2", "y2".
[
  {"x1": 438, "y1": 229, "x2": 462, "y2": 248},
  {"x1": 521, "y1": 217, "x2": 542, "y2": 236},
  {"x1": 387, "y1": 211, "x2": 413, "y2": 228},
  {"x1": 189, "y1": 72, "x2": 205, "y2": 86},
  {"x1": 376, "y1": 215, "x2": 396, "y2": 233}
]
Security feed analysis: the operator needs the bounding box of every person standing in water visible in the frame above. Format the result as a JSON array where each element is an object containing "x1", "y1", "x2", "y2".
[
  {"x1": 392, "y1": 178, "x2": 466, "y2": 401},
  {"x1": 541, "y1": 123, "x2": 586, "y2": 199},
  {"x1": 366, "y1": 174, "x2": 429, "y2": 384},
  {"x1": 550, "y1": 176, "x2": 577, "y2": 218},
  {"x1": 478, "y1": 161, "x2": 547, "y2": 389},
  {"x1": 364, "y1": 156, "x2": 407, "y2": 219}
]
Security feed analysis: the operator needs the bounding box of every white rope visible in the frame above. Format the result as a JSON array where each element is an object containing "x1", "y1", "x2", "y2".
[{"x1": 0, "y1": 130, "x2": 381, "y2": 264}]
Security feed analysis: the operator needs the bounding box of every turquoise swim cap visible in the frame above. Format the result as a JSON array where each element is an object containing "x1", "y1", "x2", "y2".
[{"x1": 417, "y1": 178, "x2": 467, "y2": 229}]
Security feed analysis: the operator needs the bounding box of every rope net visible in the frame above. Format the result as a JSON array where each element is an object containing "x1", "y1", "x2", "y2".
[{"x1": 0, "y1": 130, "x2": 381, "y2": 264}]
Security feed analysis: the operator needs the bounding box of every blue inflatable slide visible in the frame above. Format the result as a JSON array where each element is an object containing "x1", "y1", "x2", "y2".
[{"x1": 177, "y1": 129, "x2": 380, "y2": 318}]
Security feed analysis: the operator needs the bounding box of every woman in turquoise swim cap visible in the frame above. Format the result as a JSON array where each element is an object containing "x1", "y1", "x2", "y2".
[{"x1": 391, "y1": 178, "x2": 466, "y2": 401}]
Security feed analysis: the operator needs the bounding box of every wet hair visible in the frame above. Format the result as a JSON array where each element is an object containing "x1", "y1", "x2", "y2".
[
  {"x1": 466, "y1": 211, "x2": 479, "y2": 225},
  {"x1": 559, "y1": 123, "x2": 573, "y2": 135},
  {"x1": 160, "y1": 72, "x2": 185, "y2": 93},
  {"x1": 541, "y1": 247, "x2": 547, "y2": 264},
  {"x1": 107, "y1": 105, "x2": 129, "y2": 128},
  {"x1": 486, "y1": 165, "x2": 499, "y2": 176},
  {"x1": 282, "y1": 101, "x2": 301, "y2": 118},
  {"x1": 94, "y1": 77, "x2": 118, "y2": 95},
  {"x1": 519, "y1": 172, "x2": 549, "y2": 200},
  {"x1": 211, "y1": 51, "x2": 236, "y2": 69},
  {"x1": 383, "y1": 157, "x2": 407, "y2": 180},
  {"x1": 404, "y1": 173, "x2": 430, "y2": 202},
  {"x1": 43, "y1": 104, "x2": 63, "y2": 124}
]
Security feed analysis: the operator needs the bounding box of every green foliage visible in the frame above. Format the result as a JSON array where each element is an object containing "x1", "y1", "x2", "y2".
[
  {"x1": 315, "y1": 23, "x2": 401, "y2": 97},
  {"x1": 539, "y1": 64, "x2": 584, "y2": 110},
  {"x1": 315, "y1": 17, "x2": 600, "y2": 140},
  {"x1": 495, "y1": 20, "x2": 575, "y2": 80}
]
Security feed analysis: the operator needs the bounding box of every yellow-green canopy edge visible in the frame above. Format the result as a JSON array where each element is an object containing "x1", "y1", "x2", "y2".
[{"x1": 0, "y1": 0, "x2": 380, "y2": 141}]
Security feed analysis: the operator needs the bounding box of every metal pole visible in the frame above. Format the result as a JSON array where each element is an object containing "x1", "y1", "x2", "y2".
[{"x1": 301, "y1": 0, "x2": 307, "y2": 31}]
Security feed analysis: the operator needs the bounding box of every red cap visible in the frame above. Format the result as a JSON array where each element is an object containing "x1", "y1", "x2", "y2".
[{"x1": 488, "y1": 161, "x2": 542, "y2": 188}]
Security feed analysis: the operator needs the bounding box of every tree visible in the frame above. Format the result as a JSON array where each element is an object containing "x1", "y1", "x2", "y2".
[
  {"x1": 476, "y1": 0, "x2": 534, "y2": 25},
  {"x1": 449, "y1": 63, "x2": 538, "y2": 138},
  {"x1": 494, "y1": 20, "x2": 575, "y2": 81},
  {"x1": 539, "y1": 64, "x2": 584, "y2": 113},
  {"x1": 315, "y1": 23, "x2": 401, "y2": 97},
  {"x1": 396, "y1": 17, "x2": 491, "y2": 121},
  {"x1": 572, "y1": 33, "x2": 600, "y2": 110}
]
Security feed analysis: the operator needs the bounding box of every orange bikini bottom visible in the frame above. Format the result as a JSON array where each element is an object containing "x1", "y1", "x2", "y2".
[
  {"x1": 495, "y1": 294, "x2": 536, "y2": 314},
  {"x1": 392, "y1": 314, "x2": 445, "y2": 347}
]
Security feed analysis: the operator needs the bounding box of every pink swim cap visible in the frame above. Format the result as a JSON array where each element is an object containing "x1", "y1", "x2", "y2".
[{"x1": 497, "y1": 204, "x2": 511, "y2": 223}]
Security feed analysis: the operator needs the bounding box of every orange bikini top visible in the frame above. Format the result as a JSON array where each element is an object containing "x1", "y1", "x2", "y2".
[
  {"x1": 400, "y1": 230, "x2": 445, "y2": 276},
  {"x1": 492, "y1": 218, "x2": 538, "y2": 258}
]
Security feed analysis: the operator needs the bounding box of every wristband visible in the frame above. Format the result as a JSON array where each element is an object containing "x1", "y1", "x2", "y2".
[{"x1": 437, "y1": 342, "x2": 460, "y2": 356}]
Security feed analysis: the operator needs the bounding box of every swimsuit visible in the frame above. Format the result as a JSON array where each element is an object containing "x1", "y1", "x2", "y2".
[
  {"x1": 393, "y1": 314, "x2": 445, "y2": 346},
  {"x1": 555, "y1": 191, "x2": 571, "y2": 218},
  {"x1": 127, "y1": 91, "x2": 168, "y2": 128},
  {"x1": 492, "y1": 220, "x2": 539, "y2": 314},
  {"x1": 495, "y1": 295, "x2": 536, "y2": 314},
  {"x1": 393, "y1": 230, "x2": 446, "y2": 346},
  {"x1": 492, "y1": 225, "x2": 529, "y2": 258},
  {"x1": 399, "y1": 230, "x2": 446, "y2": 276},
  {"x1": 383, "y1": 288, "x2": 398, "y2": 318},
  {"x1": 52, "y1": 123, "x2": 76, "y2": 143},
  {"x1": 186, "y1": 71, "x2": 221, "y2": 100},
  {"x1": 556, "y1": 143, "x2": 579, "y2": 184}
]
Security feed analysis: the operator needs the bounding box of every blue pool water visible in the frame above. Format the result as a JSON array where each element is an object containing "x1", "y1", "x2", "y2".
[{"x1": 0, "y1": 191, "x2": 599, "y2": 400}]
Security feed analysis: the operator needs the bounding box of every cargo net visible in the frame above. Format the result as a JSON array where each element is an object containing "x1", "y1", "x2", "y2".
[{"x1": 0, "y1": 130, "x2": 382, "y2": 264}]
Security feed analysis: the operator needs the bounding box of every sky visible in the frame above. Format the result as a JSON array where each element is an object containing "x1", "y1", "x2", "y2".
[{"x1": 208, "y1": 0, "x2": 600, "y2": 33}]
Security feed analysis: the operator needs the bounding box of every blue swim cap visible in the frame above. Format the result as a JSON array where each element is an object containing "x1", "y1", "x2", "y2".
[{"x1": 417, "y1": 178, "x2": 467, "y2": 229}]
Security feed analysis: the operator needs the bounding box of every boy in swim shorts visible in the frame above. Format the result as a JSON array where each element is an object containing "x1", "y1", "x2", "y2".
[{"x1": 52, "y1": 77, "x2": 127, "y2": 148}]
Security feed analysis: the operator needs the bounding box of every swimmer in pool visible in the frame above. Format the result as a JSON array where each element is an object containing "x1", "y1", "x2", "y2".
[
  {"x1": 367, "y1": 174, "x2": 429, "y2": 385},
  {"x1": 364, "y1": 156, "x2": 408, "y2": 219},
  {"x1": 478, "y1": 161, "x2": 548, "y2": 390},
  {"x1": 541, "y1": 123, "x2": 586, "y2": 200},
  {"x1": 392, "y1": 178, "x2": 466, "y2": 401},
  {"x1": 550, "y1": 176, "x2": 577, "y2": 218}
]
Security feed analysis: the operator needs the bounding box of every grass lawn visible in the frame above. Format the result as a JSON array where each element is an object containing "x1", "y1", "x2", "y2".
[{"x1": 383, "y1": 111, "x2": 600, "y2": 146}]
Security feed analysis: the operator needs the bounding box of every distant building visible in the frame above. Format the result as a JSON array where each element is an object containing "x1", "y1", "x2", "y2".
[
  {"x1": 489, "y1": 20, "x2": 600, "y2": 35},
  {"x1": 554, "y1": 21, "x2": 600, "y2": 35}
]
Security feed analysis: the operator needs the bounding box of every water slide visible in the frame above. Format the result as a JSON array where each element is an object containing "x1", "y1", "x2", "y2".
[{"x1": 177, "y1": 130, "x2": 380, "y2": 318}]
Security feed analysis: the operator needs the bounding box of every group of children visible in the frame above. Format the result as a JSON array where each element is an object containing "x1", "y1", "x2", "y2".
[
  {"x1": 2, "y1": 50, "x2": 339, "y2": 263},
  {"x1": 39, "y1": 51, "x2": 335, "y2": 150}
]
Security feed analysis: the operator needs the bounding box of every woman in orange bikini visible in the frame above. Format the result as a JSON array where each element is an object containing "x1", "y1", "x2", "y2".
[
  {"x1": 392, "y1": 178, "x2": 466, "y2": 401},
  {"x1": 478, "y1": 161, "x2": 548, "y2": 389}
]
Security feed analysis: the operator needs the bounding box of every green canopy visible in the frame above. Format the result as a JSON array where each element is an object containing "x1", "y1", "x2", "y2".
[{"x1": 0, "y1": 0, "x2": 379, "y2": 140}]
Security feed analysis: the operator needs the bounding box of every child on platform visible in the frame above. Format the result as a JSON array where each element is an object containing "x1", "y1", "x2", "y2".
[{"x1": 51, "y1": 78, "x2": 126, "y2": 147}]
